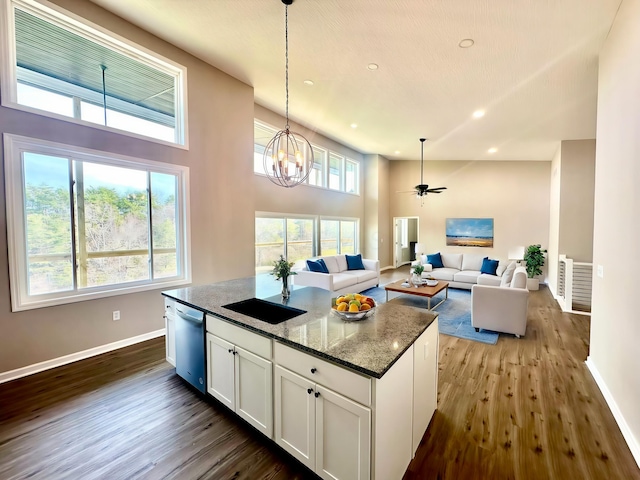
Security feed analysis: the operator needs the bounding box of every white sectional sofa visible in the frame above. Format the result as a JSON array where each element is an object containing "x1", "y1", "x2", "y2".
[
  {"x1": 292, "y1": 254, "x2": 380, "y2": 295},
  {"x1": 413, "y1": 252, "x2": 517, "y2": 290}
]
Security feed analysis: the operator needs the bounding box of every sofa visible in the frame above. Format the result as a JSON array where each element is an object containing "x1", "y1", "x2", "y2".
[
  {"x1": 413, "y1": 252, "x2": 518, "y2": 290},
  {"x1": 292, "y1": 254, "x2": 380, "y2": 295},
  {"x1": 471, "y1": 266, "x2": 529, "y2": 337}
]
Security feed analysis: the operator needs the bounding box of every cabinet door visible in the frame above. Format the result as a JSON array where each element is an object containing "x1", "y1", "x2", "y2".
[
  {"x1": 235, "y1": 346, "x2": 273, "y2": 438},
  {"x1": 274, "y1": 365, "x2": 315, "y2": 470},
  {"x1": 316, "y1": 385, "x2": 371, "y2": 480},
  {"x1": 165, "y1": 312, "x2": 176, "y2": 366},
  {"x1": 412, "y1": 320, "x2": 439, "y2": 455},
  {"x1": 206, "y1": 333, "x2": 235, "y2": 410}
]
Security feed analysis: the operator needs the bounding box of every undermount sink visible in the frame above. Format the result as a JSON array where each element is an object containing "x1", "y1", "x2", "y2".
[{"x1": 222, "y1": 298, "x2": 306, "y2": 325}]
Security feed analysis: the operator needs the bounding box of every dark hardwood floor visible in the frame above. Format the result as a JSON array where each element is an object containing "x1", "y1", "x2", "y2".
[{"x1": 1, "y1": 267, "x2": 638, "y2": 480}]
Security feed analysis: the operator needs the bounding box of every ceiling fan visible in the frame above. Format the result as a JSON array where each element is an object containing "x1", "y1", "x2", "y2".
[{"x1": 399, "y1": 138, "x2": 447, "y2": 201}]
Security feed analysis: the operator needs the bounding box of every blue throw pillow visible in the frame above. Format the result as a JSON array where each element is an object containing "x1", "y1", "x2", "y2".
[
  {"x1": 346, "y1": 253, "x2": 365, "y2": 270},
  {"x1": 480, "y1": 257, "x2": 499, "y2": 275},
  {"x1": 427, "y1": 252, "x2": 444, "y2": 268},
  {"x1": 307, "y1": 258, "x2": 329, "y2": 273}
]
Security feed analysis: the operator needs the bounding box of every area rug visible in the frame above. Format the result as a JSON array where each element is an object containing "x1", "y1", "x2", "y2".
[{"x1": 360, "y1": 285, "x2": 499, "y2": 345}]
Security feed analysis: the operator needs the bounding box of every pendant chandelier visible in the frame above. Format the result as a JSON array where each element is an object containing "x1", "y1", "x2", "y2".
[{"x1": 263, "y1": 0, "x2": 314, "y2": 188}]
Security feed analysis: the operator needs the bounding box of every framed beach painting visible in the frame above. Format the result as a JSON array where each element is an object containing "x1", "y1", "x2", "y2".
[{"x1": 446, "y1": 218, "x2": 494, "y2": 247}]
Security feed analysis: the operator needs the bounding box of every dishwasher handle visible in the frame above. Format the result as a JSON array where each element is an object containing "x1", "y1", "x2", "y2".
[{"x1": 175, "y1": 307, "x2": 204, "y2": 325}]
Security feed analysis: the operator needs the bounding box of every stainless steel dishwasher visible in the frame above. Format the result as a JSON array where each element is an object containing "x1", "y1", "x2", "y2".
[{"x1": 174, "y1": 304, "x2": 206, "y2": 393}]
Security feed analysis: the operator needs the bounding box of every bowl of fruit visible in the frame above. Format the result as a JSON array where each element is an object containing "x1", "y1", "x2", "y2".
[{"x1": 331, "y1": 293, "x2": 376, "y2": 321}]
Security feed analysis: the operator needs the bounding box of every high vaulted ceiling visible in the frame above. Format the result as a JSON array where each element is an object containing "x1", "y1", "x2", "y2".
[{"x1": 88, "y1": 0, "x2": 622, "y2": 161}]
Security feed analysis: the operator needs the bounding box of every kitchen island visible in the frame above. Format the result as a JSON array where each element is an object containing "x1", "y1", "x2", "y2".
[{"x1": 162, "y1": 277, "x2": 438, "y2": 480}]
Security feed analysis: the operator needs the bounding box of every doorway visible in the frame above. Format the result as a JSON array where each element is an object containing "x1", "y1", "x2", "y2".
[{"x1": 393, "y1": 217, "x2": 419, "y2": 268}]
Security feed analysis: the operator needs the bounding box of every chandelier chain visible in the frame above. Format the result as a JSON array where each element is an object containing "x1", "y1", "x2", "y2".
[{"x1": 284, "y1": 4, "x2": 289, "y2": 130}]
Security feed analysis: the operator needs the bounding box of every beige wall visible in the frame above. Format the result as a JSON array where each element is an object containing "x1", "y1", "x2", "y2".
[
  {"x1": 0, "y1": 0, "x2": 255, "y2": 373},
  {"x1": 363, "y1": 154, "x2": 391, "y2": 267},
  {"x1": 389, "y1": 160, "x2": 551, "y2": 268},
  {"x1": 548, "y1": 147, "x2": 562, "y2": 292},
  {"x1": 590, "y1": 0, "x2": 640, "y2": 462},
  {"x1": 547, "y1": 140, "x2": 596, "y2": 295}
]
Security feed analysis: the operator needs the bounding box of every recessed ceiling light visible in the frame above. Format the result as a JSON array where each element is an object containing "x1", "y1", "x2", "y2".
[
  {"x1": 394, "y1": 150, "x2": 401, "y2": 155},
  {"x1": 472, "y1": 110, "x2": 485, "y2": 118},
  {"x1": 303, "y1": 79, "x2": 314, "y2": 86},
  {"x1": 350, "y1": 123, "x2": 358, "y2": 129},
  {"x1": 459, "y1": 38, "x2": 475, "y2": 48},
  {"x1": 367, "y1": 63, "x2": 379, "y2": 70},
  {"x1": 488, "y1": 147, "x2": 497, "y2": 154}
]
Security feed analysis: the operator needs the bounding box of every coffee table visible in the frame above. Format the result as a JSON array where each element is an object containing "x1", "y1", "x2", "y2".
[{"x1": 384, "y1": 280, "x2": 449, "y2": 310}]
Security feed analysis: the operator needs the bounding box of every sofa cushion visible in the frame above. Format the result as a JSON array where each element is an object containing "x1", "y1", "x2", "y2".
[
  {"x1": 462, "y1": 254, "x2": 485, "y2": 271},
  {"x1": 480, "y1": 258, "x2": 499, "y2": 275},
  {"x1": 332, "y1": 272, "x2": 359, "y2": 291},
  {"x1": 420, "y1": 254, "x2": 428, "y2": 264},
  {"x1": 335, "y1": 255, "x2": 348, "y2": 272},
  {"x1": 307, "y1": 258, "x2": 329, "y2": 273},
  {"x1": 454, "y1": 270, "x2": 481, "y2": 284},
  {"x1": 427, "y1": 252, "x2": 444, "y2": 268},
  {"x1": 511, "y1": 267, "x2": 528, "y2": 289},
  {"x1": 496, "y1": 262, "x2": 507, "y2": 277},
  {"x1": 428, "y1": 268, "x2": 457, "y2": 282},
  {"x1": 322, "y1": 256, "x2": 340, "y2": 273},
  {"x1": 478, "y1": 274, "x2": 502, "y2": 286},
  {"x1": 354, "y1": 270, "x2": 378, "y2": 283},
  {"x1": 346, "y1": 253, "x2": 365, "y2": 270},
  {"x1": 500, "y1": 261, "x2": 518, "y2": 287},
  {"x1": 441, "y1": 253, "x2": 463, "y2": 270}
]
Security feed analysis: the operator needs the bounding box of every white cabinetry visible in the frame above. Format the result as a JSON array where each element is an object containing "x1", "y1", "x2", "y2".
[
  {"x1": 205, "y1": 315, "x2": 273, "y2": 439},
  {"x1": 274, "y1": 343, "x2": 371, "y2": 480},
  {"x1": 163, "y1": 298, "x2": 176, "y2": 366}
]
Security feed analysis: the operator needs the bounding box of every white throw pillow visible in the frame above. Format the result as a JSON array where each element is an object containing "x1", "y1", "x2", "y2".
[
  {"x1": 441, "y1": 253, "x2": 463, "y2": 270},
  {"x1": 500, "y1": 261, "x2": 517, "y2": 287}
]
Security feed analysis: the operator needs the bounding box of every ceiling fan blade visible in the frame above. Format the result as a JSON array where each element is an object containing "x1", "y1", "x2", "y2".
[{"x1": 427, "y1": 187, "x2": 447, "y2": 192}]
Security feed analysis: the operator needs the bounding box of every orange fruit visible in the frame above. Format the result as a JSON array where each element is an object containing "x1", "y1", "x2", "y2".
[
  {"x1": 348, "y1": 303, "x2": 359, "y2": 312},
  {"x1": 337, "y1": 302, "x2": 348, "y2": 312},
  {"x1": 360, "y1": 304, "x2": 371, "y2": 311}
]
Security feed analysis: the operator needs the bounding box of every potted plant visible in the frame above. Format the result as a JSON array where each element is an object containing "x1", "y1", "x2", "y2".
[
  {"x1": 523, "y1": 244, "x2": 547, "y2": 291},
  {"x1": 411, "y1": 263, "x2": 424, "y2": 285},
  {"x1": 271, "y1": 255, "x2": 297, "y2": 299}
]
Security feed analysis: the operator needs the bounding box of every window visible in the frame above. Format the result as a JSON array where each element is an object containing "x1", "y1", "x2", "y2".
[
  {"x1": 345, "y1": 159, "x2": 359, "y2": 194},
  {"x1": 253, "y1": 120, "x2": 360, "y2": 195},
  {"x1": 320, "y1": 218, "x2": 359, "y2": 256},
  {"x1": 329, "y1": 153, "x2": 343, "y2": 191},
  {"x1": 1, "y1": 0, "x2": 187, "y2": 146},
  {"x1": 255, "y1": 215, "x2": 315, "y2": 274},
  {"x1": 4, "y1": 134, "x2": 191, "y2": 311},
  {"x1": 308, "y1": 145, "x2": 327, "y2": 187}
]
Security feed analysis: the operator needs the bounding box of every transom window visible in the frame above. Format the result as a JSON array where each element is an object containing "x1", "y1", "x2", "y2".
[
  {"x1": 1, "y1": 0, "x2": 188, "y2": 146},
  {"x1": 4, "y1": 134, "x2": 191, "y2": 311},
  {"x1": 253, "y1": 120, "x2": 359, "y2": 195}
]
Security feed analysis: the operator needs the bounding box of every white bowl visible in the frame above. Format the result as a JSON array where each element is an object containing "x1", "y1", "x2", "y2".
[{"x1": 425, "y1": 279, "x2": 438, "y2": 286}]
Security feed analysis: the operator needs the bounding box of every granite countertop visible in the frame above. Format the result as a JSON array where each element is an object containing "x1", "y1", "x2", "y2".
[{"x1": 162, "y1": 277, "x2": 437, "y2": 379}]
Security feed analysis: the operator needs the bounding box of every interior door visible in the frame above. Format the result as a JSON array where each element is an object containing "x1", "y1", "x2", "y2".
[{"x1": 394, "y1": 219, "x2": 403, "y2": 268}]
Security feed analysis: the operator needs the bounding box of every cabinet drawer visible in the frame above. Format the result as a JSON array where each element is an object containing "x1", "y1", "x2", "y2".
[
  {"x1": 274, "y1": 341, "x2": 371, "y2": 406},
  {"x1": 206, "y1": 314, "x2": 272, "y2": 359}
]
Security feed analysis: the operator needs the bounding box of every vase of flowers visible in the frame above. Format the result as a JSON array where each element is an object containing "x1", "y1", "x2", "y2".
[
  {"x1": 271, "y1": 255, "x2": 297, "y2": 299},
  {"x1": 412, "y1": 263, "x2": 425, "y2": 285}
]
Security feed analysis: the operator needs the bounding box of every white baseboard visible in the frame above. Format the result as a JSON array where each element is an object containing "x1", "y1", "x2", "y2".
[
  {"x1": 0, "y1": 329, "x2": 166, "y2": 385},
  {"x1": 586, "y1": 356, "x2": 640, "y2": 468}
]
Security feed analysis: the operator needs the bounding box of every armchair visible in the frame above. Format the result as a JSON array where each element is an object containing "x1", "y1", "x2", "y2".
[{"x1": 471, "y1": 267, "x2": 529, "y2": 338}]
